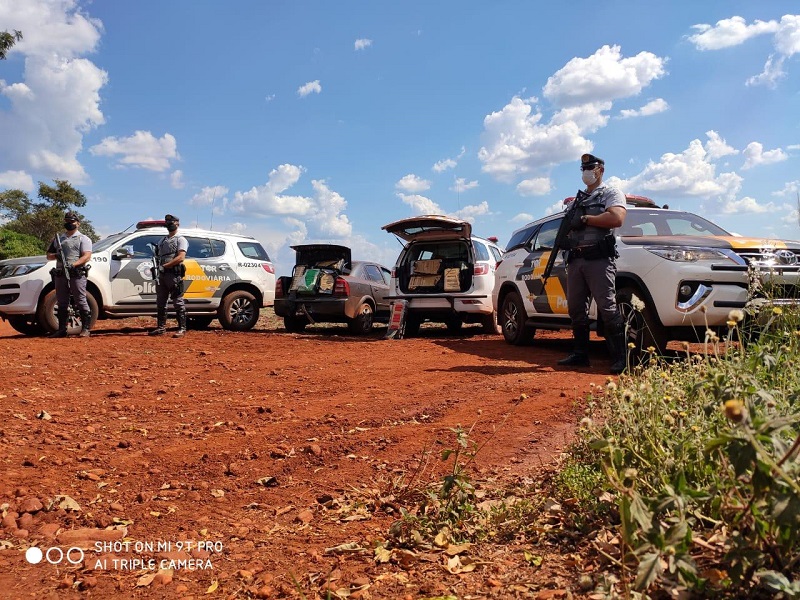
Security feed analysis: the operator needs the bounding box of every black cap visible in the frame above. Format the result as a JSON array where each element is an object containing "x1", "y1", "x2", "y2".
[
  {"x1": 164, "y1": 214, "x2": 179, "y2": 223},
  {"x1": 64, "y1": 211, "x2": 79, "y2": 221},
  {"x1": 580, "y1": 153, "x2": 604, "y2": 168}
]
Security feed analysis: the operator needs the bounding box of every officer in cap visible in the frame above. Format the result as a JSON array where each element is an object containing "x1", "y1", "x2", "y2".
[
  {"x1": 557, "y1": 153, "x2": 628, "y2": 374},
  {"x1": 46, "y1": 212, "x2": 93, "y2": 337},
  {"x1": 149, "y1": 214, "x2": 189, "y2": 338}
]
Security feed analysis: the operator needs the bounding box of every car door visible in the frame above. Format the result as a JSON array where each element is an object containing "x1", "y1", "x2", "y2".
[
  {"x1": 519, "y1": 219, "x2": 569, "y2": 316},
  {"x1": 362, "y1": 263, "x2": 391, "y2": 314},
  {"x1": 109, "y1": 233, "x2": 164, "y2": 306}
]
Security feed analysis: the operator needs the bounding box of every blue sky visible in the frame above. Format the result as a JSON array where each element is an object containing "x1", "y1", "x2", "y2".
[{"x1": 1, "y1": 1, "x2": 800, "y2": 274}]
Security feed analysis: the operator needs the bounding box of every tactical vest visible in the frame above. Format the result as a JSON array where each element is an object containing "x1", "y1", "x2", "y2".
[
  {"x1": 54, "y1": 233, "x2": 88, "y2": 267},
  {"x1": 158, "y1": 235, "x2": 186, "y2": 263},
  {"x1": 568, "y1": 187, "x2": 613, "y2": 247}
]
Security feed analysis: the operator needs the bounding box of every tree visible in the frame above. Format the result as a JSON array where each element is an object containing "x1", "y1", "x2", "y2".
[
  {"x1": 0, "y1": 180, "x2": 99, "y2": 259},
  {"x1": 0, "y1": 228, "x2": 45, "y2": 260},
  {"x1": 0, "y1": 30, "x2": 22, "y2": 60}
]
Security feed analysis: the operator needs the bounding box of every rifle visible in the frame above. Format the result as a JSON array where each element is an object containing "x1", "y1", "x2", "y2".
[
  {"x1": 149, "y1": 243, "x2": 161, "y2": 291},
  {"x1": 540, "y1": 190, "x2": 589, "y2": 286},
  {"x1": 52, "y1": 233, "x2": 78, "y2": 321}
]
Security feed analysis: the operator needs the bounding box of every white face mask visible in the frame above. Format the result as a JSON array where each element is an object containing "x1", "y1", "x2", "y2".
[{"x1": 581, "y1": 169, "x2": 597, "y2": 186}]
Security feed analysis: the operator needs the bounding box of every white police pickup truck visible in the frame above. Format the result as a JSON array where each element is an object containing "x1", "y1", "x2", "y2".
[{"x1": 0, "y1": 220, "x2": 275, "y2": 335}]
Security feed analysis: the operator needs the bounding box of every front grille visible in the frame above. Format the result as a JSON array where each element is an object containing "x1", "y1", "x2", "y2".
[{"x1": 736, "y1": 248, "x2": 800, "y2": 269}]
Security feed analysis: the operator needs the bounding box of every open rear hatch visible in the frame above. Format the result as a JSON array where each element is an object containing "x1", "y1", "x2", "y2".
[
  {"x1": 382, "y1": 215, "x2": 472, "y2": 243},
  {"x1": 289, "y1": 244, "x2": 352, "y2": 296}
]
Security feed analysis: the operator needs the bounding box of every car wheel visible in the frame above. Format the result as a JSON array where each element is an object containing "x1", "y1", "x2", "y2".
[
  {"x1": 218, "y1": 290, "x2": 259, "y2": 331},
  {"x1": 7, "y1": 316, "x2": 44, "y2": 336},
  {"x1": 402, "y1": 313, "x2": 422, "y2": 337},
  {"x1": 348, "y1": 301, "x2": 374, "y2": 335},
  {"x1": 617, "y1": 286, "x2": 668, "y2": 365},
  {"x1": 284, "y1": 314, "x2": 308, "y2": 333},
  {"x1": 481, "y1": 311, "x2": 500, "y2": 334},
  {"x1": 446, "y1": 316, "x2": 463, "y2": 334},
  {"x1": 187, "y1": 316, "x2": 214, "y2": 330},
  {"x1": 36, "y1": 290, "x2": 99, "y2": 335},
  {"x1": 500, "y1": 292, "x2": 535, "y2": 345}
]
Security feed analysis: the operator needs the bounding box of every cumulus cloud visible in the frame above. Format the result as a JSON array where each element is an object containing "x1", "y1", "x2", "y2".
[
  {"x1": 0, "y1": 170, "x2": 34, "y2": 191},
  {"x1": 741, "y1": 141, "x2": 788, "y2": 170},
  {"x1": 395, "y1": 174, "x2": 431, "y2": 193},
  {"x1": 746, "y1": 55, "x2": 787, "y2": 88},
  {"x1": 720, "y1": 196, "x2": 773, "y2": 214},
  {"x1": 452, "y1": 201, "x2": 490, "y2": 223},
  {"x1": 542, "y1": 45, "x2": 667, "y2": 107},
  {"x1": 618, "y1": 98, "x2": 669, "y2": 119},
  {"x1": 479, "y1": 45, "x2": 667, "y2": 181},
  {"x1": 354, "y1": 38, "x2": 372, "y2": 50},
  {"x1": 189, "y1": 185, "x2": 229, "y2": 217},
  {"x1": 310, "y1": 179, "x2": 352, "y2": 237},
  {"x1": 0, "y1": 1, "x2": 107, "y2": 184},
  {"x1": 170, "y1": 169, "x2": 185, "y2": 189},
  {"x1": 511, "y1": 212, "x2": 535, "y2": 223},
  {"x1": 231, "y1": 164, "x2": 313, "y2": 216},
  {"x1": 704, "y1": 131, "x2": 738, "y2": 161},
  {"x1": 397, "y1": 193, "x2": 440, "y2": 214},
  {"x1": 432, "y1": 147, "x2": 465, "y2": 172},
  {"x1": 772, "y1": 180, "x2": 800, "y2": 197},
  {"x1": 688, "y1": 16, "x2": 778, "y2": 50},
  {"x1": 90, "y1": 131, "x2": 179, "y2": 172},
  {"x1": 297, "y1": 80, "x2": 321, "y2": 97},
  {"x1": 450, "y1": 178, "x2": 478, "y2": 193},
  {"x1": 516, "y1": 177, "x2": 552, "y2": 196}
]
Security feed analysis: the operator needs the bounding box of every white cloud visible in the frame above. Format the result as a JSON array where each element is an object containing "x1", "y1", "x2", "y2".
[
  {"x1": 395, "y1": 174, "x2": 431, "y2": 193},
  {"x1": 688, "y1": 16, "x2": 778, "y2": 50},
  {"x1": 450, "y1": 178, "x2": 478, "y2": 193},
  {"x1": 618, "y1": 98, "x2": 669, "y2": 119},
  {"x1": 775, "y1": 14, "x2": 800, "y2": 56},
  {"x1": 704, "y1": 131, "x2": 738, "y2": 161},
  {"x1": 170, "y1": 170, "x2": 185, "y2": 189},
  {"x1": 511, "y1": 212, "x2": 535, "y2": 223},
  {"x1": 310, "y1": 179, "x2": 352, "y2": 237},
  {"x1": 746, "y1": 55, "x2": 787, "y2": 88},
  {"x1": 0, "y1": 170, "x2": 34, "y2": 191},
  {"x1": 0, "y1": 1, "x2": 107, "y2": 184},
  {"x1": 265, "y1": 94, "x2": 275, "y2": 102},
  {"x1": 720, "y1": 196, "x2": 773, "y2": 214},
  {"x1": 453, "y1": 201, "x2": 490, "y2": 223},
  {"x1": 516, "y1": 177, "x2": 552, "y2": 196},
  {"x1": 542, "y1": 45, "x2": 667, "y2": 107},
  {"x1": 787, "y1": 145, "x2": 800, "y2": 151},
  {"x1": 397, "y1": 193, "x2": 440, "y2": 214},
  {"x1": 231, "y1": 164, "x2": 313, "y2": 216},
  {"x1": 354, "y1": 38, "x2": 372, "y2": 51},
  {"x1": 297, "y1": 80, "x2": 321, "y2": 97},
  {"x1": 432, "y1": 147, "x2": 465, "y2": 172},
  {"x1": 741, "y1": 141, "x2": 788, "y2": 170},
  {"x1": 90, "y1": 131, "x2": 179, "y2": 172},
  {"x1": 189, "y1": 186, "x2": 229, "y2": 212},
  {"x1": 773, "y1": 180, "x2": 800, "y2": 197}
]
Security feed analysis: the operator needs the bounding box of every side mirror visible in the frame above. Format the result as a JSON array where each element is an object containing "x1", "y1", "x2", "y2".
[{"x1": 113, "y1": 246, "x2": 133, "y2": 260}]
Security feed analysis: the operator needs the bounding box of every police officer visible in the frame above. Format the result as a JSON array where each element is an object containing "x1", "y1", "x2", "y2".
[
  {"x1": 557, "y1": 154, "x2": 628, "y2": 374},
  {"x1": 46, "y1": 212, "x2": 93, "y2": 337},
  {"x1": 149, "y1": 214, "x2": 189, "y2": 338}
]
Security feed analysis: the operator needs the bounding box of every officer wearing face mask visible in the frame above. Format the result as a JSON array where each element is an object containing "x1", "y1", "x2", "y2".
[
  {"x1": 557, "y1": 154, "x2": 628, "y2": 374},
  {"x1": 46, "y1": 212, "x2": 93, "y2": 337},
  {"x1": 149, "y1": 214, "x2": 189, "y2": 338}
]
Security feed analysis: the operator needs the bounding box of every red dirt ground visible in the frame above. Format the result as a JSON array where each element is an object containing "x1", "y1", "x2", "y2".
[{"x1": 0, "y1": 314, "x2": 616, "y2": 599}]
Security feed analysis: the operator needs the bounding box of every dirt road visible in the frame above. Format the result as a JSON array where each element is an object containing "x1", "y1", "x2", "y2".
[{"x1": 0, "y1": 315, "x2": 613, "y2": 599}]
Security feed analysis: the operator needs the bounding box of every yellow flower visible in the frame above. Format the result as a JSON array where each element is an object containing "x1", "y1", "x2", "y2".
[
  {"x1": 727, "y1": 320, "x2": 737, "y2": 328},
  {"x1": 723, "y1": 399, "x2": 745, "y2": 423},
  {"x1": 773, "y1": 307, "x2": 783, "y2": 316}
]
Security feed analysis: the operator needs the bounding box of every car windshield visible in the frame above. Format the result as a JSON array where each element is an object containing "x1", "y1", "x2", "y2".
[
  {"x1": 619, "y1": 211, "x2": 731, "y2": 237},
  {"x1": 92, "y1": 233, "x2": 129, "y2": 252}
]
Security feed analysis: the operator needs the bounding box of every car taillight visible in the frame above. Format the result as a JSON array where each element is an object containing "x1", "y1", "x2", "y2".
[
  {"x1": 495, "y1": 259, "x2": 503, "y2": 268},
  {"x1": 474, "y1": 263, "x2": 490, "y2": 276},
  {"x1": 275, "y1": 279, "x2": 284, "y2": 298},
  {"x1": 334, "y1": 278, "x2": 350, "y2": 296},
  {"x1": 262, "y1": 263, "x2": 275, "y2": 274}
]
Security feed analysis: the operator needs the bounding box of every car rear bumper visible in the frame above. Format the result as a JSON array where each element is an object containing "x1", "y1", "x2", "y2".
[
  {"x1": 274, "y1": 297, "x2": 353, "y2": 320},
  {"x1": 386, "y1": 294, "x2": 493, "y2": 315}
]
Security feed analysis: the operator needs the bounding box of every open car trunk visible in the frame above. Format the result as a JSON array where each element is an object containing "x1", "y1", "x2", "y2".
[
  {"x1": 397, "y1": 240, "x2": 474, "y2": 294},
  {"x1": 289, "y1": 244, "x2": 352, "y2": 296}
]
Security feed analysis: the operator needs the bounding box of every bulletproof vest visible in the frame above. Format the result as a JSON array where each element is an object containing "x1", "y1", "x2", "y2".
[
  {"x1": 568, "y1": 187, "x2": 613, "y2": 246},
  {"x1": 55, "y1": 233, "x2": 86, "y2": 267},
  {"x1": 158, "y1": 235, "x2": 186, "y2": 263}
]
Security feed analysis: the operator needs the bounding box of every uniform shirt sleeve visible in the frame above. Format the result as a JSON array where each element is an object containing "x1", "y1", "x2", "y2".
[
  {"x1": 177, "y1": 236, "x2": 189, "y2": 253},
  {"x1": 604, "y1": 186, "x2": 627, "y2": 211},
  {"x1": 79, "y1": 234, "x2": 92, "y2": 254}
]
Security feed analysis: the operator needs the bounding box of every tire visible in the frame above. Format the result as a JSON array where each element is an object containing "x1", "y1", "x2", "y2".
[
  {"x1": 284, "y1": 314, "x2": 308, "y2": 333},
  {"x1": 36, "y1": 289, "x2": 99, "y2": 335},
  {"x1": 218, "y1": 290, "x2": 259, "y2": 331},
  {"x1": 7, "y1": 316, "x2": 44, "y2": 336},
  {"x1": 402, "y1": 314, "x2": 422, "y2": 338},
  {"x1": 481, "y1": 311, "x2": 500, "y2": 334},
  {"x1": 187, "y1": 316, "x2": 214, "y2": 330},
  {"x1": 348, "y1": 301, "x2": 374, "y2": 335},
  {"x1": 617, "y1": 286, "x2": 668, "y2": 365},
  {"x1": 445, "y1": 316, "x2": 463, "y2": 334},
  {"x1": 500, "y1": 292, "x2": 536, "y2": 345}
]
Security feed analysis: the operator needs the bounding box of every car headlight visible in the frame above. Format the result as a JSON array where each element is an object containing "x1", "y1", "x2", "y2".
[
  {"x1": 646, "y1": 247, "x2": 743, "y2": 263},
  {"x1": 0, "y1": 263, "x2": 47, "y2": 278}
]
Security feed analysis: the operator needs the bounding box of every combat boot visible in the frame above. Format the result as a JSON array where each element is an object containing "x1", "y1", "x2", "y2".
[
  {"x1": 608, "y1": 331, "x2": 627, "y2": 375},
  {"x1": 79, "y1": 309, "x2": 91, "y2": 337},
  {"x1": 149, "y1": 309, "x2": 167, "y2": 336},
  {"x1": 48, "y1": 308, "x2": 69, "y2": 338},
  {"x1": 557, "y1": 327, "x2": 591, "y2": 367},
  {"x1": 173, "y1": 308, "x2": 187, "y2": 338}
]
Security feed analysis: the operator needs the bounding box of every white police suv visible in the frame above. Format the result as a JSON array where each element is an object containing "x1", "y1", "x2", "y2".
[{"x1": 0, "y1": 220, "x2": 275, "y2": 335}]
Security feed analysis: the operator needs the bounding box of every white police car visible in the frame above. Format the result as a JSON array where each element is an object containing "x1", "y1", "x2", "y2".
[{"x1": 0, "y1": 220, "x2": 275, "y2": 335}]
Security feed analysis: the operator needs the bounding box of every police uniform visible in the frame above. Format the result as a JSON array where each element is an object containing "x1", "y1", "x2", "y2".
[
  {"x1": 558, "y1": 154, "x2": 628, "y2": 374},
  {"x1": 47, "y1": 212, "x2": 92, "y2": 337},
  {"x1": 149, "y1": 215, "x2": 189, "y2": 338}
]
